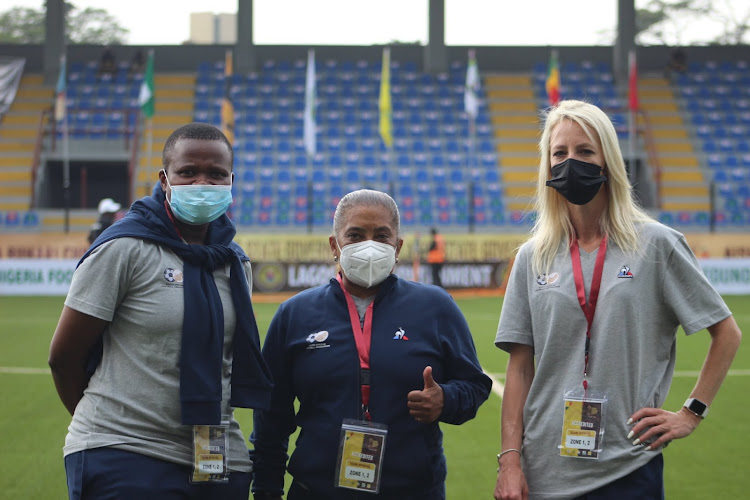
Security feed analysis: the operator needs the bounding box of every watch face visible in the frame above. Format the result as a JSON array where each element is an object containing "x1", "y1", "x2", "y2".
[{"x1": 688, "y1": 399, "x2": 707, "y2": 416}]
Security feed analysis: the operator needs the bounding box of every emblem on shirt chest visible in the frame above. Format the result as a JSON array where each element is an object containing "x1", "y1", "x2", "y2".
[
  {"x1": 162, "y1": 267, "x2": 184, "y2": 287},
  {"x1": 392, "y1": 327, "x2": 409, "y2": 340},
  {"x1": 535, "y1": 272, "x2": 560, "y2": 289},
  {"x1": 306, "y1": 330, "x2": 331, "y2": 350},
  {"x1": 617, "y1": 265, "x2": 634, "y2": 278}
]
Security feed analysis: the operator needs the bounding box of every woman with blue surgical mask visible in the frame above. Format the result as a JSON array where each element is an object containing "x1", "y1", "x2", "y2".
[
  {"x1": 250, "y1": 189, "x2": 492, "y2": 500},
  {"x1": 50, "y1": 123, "x2": 271, "y2": 500}
]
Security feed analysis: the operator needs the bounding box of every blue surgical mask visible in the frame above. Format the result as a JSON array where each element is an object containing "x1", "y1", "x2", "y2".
[{"x1": 163, "y1": 171, "x2": 233, "y2": 225}]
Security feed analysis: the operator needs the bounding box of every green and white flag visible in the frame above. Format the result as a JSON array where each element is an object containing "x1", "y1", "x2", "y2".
[
  {"x1": 464, "y1": 49, "x2": 480, "y2": 120},
  {"x1": 138, "y1": 50, "x2": 155, "y2": 119},
  {"x1": 54, "y1": 54, "x2": 67, "y2": 122}
]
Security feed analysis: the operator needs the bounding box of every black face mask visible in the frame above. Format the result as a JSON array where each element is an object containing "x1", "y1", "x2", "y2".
[{"x1": 545, "y1": 158, "x2": 607, "y2": 205}]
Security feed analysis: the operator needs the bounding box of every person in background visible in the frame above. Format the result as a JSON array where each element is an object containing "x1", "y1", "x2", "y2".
[
  {"x1": 87, "y1": 198, "x2": 121, "y2": 244},
  {"x1": 129, "y1": 49, "x2": 146, "y2": 78},
  {"x1": 427, "y1": 227, "x2": 446, "y2": 288},
  {"x1": 664, "y1": 46, "x2": 687, "y2": 80},
  {"x1": 250, "y1": 189, "x2": 492, "y2": 500},
  {"x1": 493, "y1": 100, "x2": 741, "y2": 500},
  {"x1": 49, "y1": 123, "x2": 272, "y2": 500},
  {"x1": 98, "y1": 45, "x2": 116, "y2": 78}
]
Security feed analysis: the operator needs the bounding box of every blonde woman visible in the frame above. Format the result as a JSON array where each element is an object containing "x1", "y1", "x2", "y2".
[{"x1": 493, "y1": 100, "x2": 741, "y2": 500}]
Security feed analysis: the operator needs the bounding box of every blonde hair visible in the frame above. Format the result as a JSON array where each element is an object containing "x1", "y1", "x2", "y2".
[{"x1": 531, "y1": 100, "x2": 654, "y2": 276}]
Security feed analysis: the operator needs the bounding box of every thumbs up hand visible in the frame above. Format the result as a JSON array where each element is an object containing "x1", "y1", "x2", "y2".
[{"x1": 407, "y1": 366, "x2": 444, "y2": 424}]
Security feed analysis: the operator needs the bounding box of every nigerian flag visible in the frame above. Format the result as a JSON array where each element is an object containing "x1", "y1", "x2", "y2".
[{"x1": 138, "y1": 50, "x2": 155, "y2": 119}]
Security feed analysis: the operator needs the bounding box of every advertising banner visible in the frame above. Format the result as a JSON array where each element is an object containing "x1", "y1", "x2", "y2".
[
  {"x1": 0, "y1": 260, "x2": 512, "y2": 295},
  {"x1": 251, "y1": 261, "x2": 511, "y2": 292},
  {"x1": 698, "y1": 258, "x2": 750, "y2": 295},
  {"x1": 3, "y1": 233, "x2": 750, "y2": 263},
  {"x1": 0, "y1": 259, "x2": 77, "y2": 295},
  {"x1": 3, "y1": 258, "x2": 749, "y2": 296}
]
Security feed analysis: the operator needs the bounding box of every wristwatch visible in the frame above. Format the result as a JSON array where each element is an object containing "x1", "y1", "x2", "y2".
[{"x1": 683, "y1": 398, "x2": 709, "y2": 418}]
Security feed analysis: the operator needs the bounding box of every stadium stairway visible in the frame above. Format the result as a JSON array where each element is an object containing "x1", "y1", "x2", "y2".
[
  {"x1": 639, "y1": 75, "x2": 710, "y2": 212},
  {"x1": 0, "y1": 74, "x2": 45, "y2": 211},
  {"x1": 0, "y1": 73, "x2": 99, "y2": 231},
  {"x1": 134, "y1": 74, "x2": 194, "y2": 198},
  {"x1": 485, "y1": 74, "x2": 539, "y2": 212}
]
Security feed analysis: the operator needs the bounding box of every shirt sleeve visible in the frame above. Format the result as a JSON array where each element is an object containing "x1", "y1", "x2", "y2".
[
  {"x1": 661, "y1": 235, "x2": 731, "y2": 335},
  {"x1": 65, "y1": 239, "x2": 137, "y2": 321},
  {"x1": 249, "y1": 303, "x2": 297, "y2": 495},
  {"x1": 243, "y1": 260, "x2": 253, "y2": 298},
  {"x1": 436, "y1": 295, "x2": 493, "y2": 425},
  {"x1": 495, "y1": 243, "x2": 534, "y2": 352}
]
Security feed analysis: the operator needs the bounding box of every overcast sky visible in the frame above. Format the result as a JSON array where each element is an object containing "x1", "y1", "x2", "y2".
[{"x1": 6, "y1": 0, "x2": 747, "y2": 46}]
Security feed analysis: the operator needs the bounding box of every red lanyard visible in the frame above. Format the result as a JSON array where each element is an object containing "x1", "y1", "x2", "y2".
[
  {"x1": 569, "y1": 234, "x2": 607, "y2": 391},
  {"x1": 337, "y1": 275, "x2": 375, "y2": 421}
]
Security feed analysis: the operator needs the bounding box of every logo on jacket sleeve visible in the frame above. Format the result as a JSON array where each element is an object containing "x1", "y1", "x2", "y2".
[
  {"x1": 617, "y1": 265, "x2": 634, "y2": 278},
  {"x1": 392, "y1": 327, "x2": 408, "y2": 340}
]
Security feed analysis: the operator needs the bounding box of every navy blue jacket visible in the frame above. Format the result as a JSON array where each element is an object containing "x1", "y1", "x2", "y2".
[{"x1": 250, "y1": 275, "x2": 492, "y2": 497}]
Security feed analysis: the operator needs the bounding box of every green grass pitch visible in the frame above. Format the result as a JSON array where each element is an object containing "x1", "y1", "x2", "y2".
[{"x1": 0, "y1": 295, "x2": 747, "y2": 498}]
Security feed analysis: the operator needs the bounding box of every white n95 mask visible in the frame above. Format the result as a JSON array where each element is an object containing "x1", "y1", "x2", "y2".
[{"x1": 338, "y1": 240, "x2": 397, "y2": 288}]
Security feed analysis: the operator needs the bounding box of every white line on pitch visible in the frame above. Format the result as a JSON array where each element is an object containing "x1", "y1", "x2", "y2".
[
  {"x1": 486, "y1": 370, "x2": 750, "y2": 379},
  {"x1": 0, "y1": 367, "x2": 50, "y2": 375},
  {"x1": 484, "y1": 370, "x2": 505, "y2": 398},
  {"x1": 3, "y1": 367, "x2": 750, "y2": 380}
]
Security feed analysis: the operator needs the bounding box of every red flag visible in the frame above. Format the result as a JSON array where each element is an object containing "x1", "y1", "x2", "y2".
[
  {"x1": 545, "y1": 50, "x2": 560, "y2": 106},
  {"x1": 628, "y1": 50, "x2": 639, "y2": 111},
  {"x1": 221, "y1": 50, "x2": 235, "y2": 145}
]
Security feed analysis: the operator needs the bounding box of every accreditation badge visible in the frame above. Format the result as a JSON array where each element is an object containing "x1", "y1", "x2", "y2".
[
  {"x1": 334, "y1": 419, "x2": 388, "y2": 493},
  {"x1": 559, "y1": 388, "x2": 607, "y2": 459},
  {"x1": 190, "y1": 423, "x2": 230, "y2": 483}
]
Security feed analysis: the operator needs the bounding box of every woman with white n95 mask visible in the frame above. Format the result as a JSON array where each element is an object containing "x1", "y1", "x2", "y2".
[
  {"x1": 334, "y1": 224, "x2": 398, "y2": 289},
  {"x1": 250, "y1": 189, "x2": 492, "y2": 500}
]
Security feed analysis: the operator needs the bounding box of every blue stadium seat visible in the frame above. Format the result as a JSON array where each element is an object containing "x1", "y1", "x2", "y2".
[
  {"x1": 706, "y1": 154, "x2": 723, "y2": 169},
  {"x1": 293, "y1": 167, "x2": 308, "y2": 183},
  {"x1": 702, "y1": 140, "x2": 717, "y2": 153},
  {"x1": 311, "y1": 170, "x2": 326, "y2": 186},
  {"x1": 241, "y1": 169, "x2": 256, "y2": 184},
  {"x1": 345, "y1": 168, "x2": 361, "y2": 185},
  {"x1": 432, "y1": 168, "x2": 446, "y2": 184},
  {"x1": 277, "y1": 168, "x2": 292, "y2": 183},
  {"x1": 345, "y1": 153, "x2": 360, "y2": 168}
]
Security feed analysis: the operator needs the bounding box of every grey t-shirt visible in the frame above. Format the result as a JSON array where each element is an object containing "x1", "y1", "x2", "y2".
[
  {"x1": 495, "y1": 223, "x2": 730, "y2": 499},
  {"x1": 352, "y1": 293, "x2": 376, "y2": 324},
  {"x1": 63, "y1": 237, "x2": 253, "y2": 472}
]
